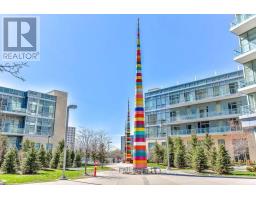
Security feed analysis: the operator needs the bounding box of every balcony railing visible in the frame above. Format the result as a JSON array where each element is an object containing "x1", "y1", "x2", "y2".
[
  {"x1": 240, "y1": 104, "x2": 256, "y2": 115},
  {"x1": 147, "y1": 109, "x2": 240, "y2": 126},
  {"x1": 146, "y1": 125, "x2": 242, "y2": 139},
  {"x1": 239, "y1": 79, "x2": 256, "y2": 88},
  {"x1": 0, "y1": 106, "x2": 26, "y2": 114},
  {"x1": 234, "y1": 41, "x2": 256, "y2": 57},
  {"x1": 146, "y1": 88, "x2": 239, "y2": 111},
  {"x1": 0, "y1": 126, "x2": 25, "y2": 134},
  {"x1": 171, "y1": 125, "x2": 242, "y2": 136},
  {"x1": 231, "y1": 14, "x2": 255, "y2": 28}
]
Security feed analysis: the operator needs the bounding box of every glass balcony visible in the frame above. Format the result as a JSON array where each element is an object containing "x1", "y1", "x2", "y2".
[
  {"x1": 231, "y1": 14, "x2": 255, "y2": 28},
  {"x1": 0, "y1": 126, "x2": 25, "y2": 134},
  {"x1": 171, "y1": 126, "x2": 242, "y2": 136},
  {"x1": 234, "y1": 41, "x2": 256, "y2": 57},
  {"x1": 167, "y1": 109, "x2": 240, "y2": 123},
  {"x1": 0, "y1": 106, "x2": 26, "y2": 114},
  {"x1": 240, "y1": 104, "x2": 256, "y2": 115},
  {"x1": 239, "y1": 79, "x2": 256, "y2": 88},
  {"x1": 146, "y1": 109, "x2": 240, "y2": 126}
]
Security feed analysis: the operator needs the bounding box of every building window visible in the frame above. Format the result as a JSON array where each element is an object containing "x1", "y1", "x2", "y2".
[
  {"x1": 218, "y1": 139, "x2": 225, "y2": 146},
  {"x1": 34, "y1": 143, "x2": 41, "y2": 150},
  {"x1": 228, "y1": 102, "x2": 238, "y2": 114},
  {"x1": 46, "y1": 143, "x2": 53, "y2": 151},
  {"x1": 213, "y1": 86, "x2": 220, "y2": 96},
  {"x1": 184, "y1": 92, "x2": 190, "y2": 102},
  {"x1": 169, "y1": 94, "x2": 180, "y2": 105},
  {"x1": 229, "y1": 82, "x2": 238, "y2": 94},
  {"x1": 170, "y1": 111, "x2": 176, "y2": 122},
  {"x1": 195, "y1": 88, "x2": 207, "y2": 100}
]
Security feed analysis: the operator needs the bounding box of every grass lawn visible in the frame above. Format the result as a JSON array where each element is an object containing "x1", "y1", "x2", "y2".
[
  {"x1": 147, "y1": 163, "x2": 167, "y2": 169},
  {"x1": 0, "y1": 166, "x2": 111, "y2": 185},
  {"x1": 229, "y1": 170, "x2": 256, "y2": 177}
]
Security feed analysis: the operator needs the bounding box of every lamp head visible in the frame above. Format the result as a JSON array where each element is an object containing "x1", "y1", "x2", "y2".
[{"x1": 68, "y1": 104, "x2": 77, "y2": 110}]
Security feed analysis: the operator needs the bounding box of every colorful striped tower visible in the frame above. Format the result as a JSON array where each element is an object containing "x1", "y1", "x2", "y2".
[
  {"x1": 125, "y1": 99, "x2": 132, "y2": 162},
  {"x1": 133, "y1": 18, "x2": 147, "y2": 169}
]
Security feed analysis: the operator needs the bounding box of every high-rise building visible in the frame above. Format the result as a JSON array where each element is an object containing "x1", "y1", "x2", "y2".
[
  {"x1": 121, "y1": 136, "x2": 126, "y2": 154},
  {"x1": 66, "y1": 126, "x2": 76, "y2": 150},
  {"x1": 230, "y1": 14, "x2": 256, "y2": 161},
  {"x1": 145, "y1": 70, "x2": 256, "y2": 162},
  {"x1": 0, "y1": 86, "x2": 67, "y2": 150}
]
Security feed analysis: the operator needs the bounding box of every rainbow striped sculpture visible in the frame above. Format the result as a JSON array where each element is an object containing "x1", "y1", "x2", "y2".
[
  {"x1": 125, "y1": 99, "x2": 132, "y2": 162},
  {"x1": 133, "y1": 19, "x2": 147, "y2": 169}
]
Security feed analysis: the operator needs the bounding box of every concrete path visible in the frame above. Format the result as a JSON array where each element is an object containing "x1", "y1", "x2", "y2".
[{"x1": 26, "y1": 164, "x2": 256, "y2": 185}]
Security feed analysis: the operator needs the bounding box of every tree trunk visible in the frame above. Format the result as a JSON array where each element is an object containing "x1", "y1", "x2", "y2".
[{"x1": 84, "y1": 156, "x2": 88, "y2": 175}]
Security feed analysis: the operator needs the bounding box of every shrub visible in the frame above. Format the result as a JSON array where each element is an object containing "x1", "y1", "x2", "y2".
[{"x1": 246, "y1": 166, "x2": 256, "y2": 172}]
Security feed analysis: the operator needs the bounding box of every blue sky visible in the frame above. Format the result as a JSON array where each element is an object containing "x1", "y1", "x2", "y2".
[{"x1": 0, "y1": 15, "x2": 239, "y2": 148}]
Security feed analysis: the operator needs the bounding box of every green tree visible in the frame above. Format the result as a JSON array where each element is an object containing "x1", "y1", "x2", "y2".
[
  {"x1": 0, "y1": 135, "x2": 8, "y2": 167},
  {"x1": 186, "y1": 135, "x2": 198, "y2": 167},
  {"x1": 1, "y1": 148, "x2": 18, "y2": 174},
  {"x1": 22, "y1": 139, "x2": 33, "y2": 152},
  {"x1": 58, "y1": 151, "x2": 64, "y2": 169},
  {"x1": 70, "y1": 150, "x2": 75, "y2": 165},
  {"x1": 210, "y1": 147, "x2": 217, "y2": 170},
  {"x1": 192, "y1": 144, "x2": 207, "y2": 172},
  {"x1": 50, "y1": 149, "x2": 60, "y2": 169},
  {"x1": 203, "y1": 133, "x2": 214, "y2": 168},
  {"x1": 73, "y1": 150, "x2": 82, "y2": 168},
  {"x1": 191, "y1": 134, "x2": 198, "y2": 151},
  {"x1": 38, "y1": 145, "x2": 47, "y2": 168},
  {"x1": 14, "y1": 148, "x2": 20, "y2": 171},
  {"x1": 58, "y1": 149, "x2": 72, "y2": 169},
  {"x1": 66, "y1": 149, "x2": 72, "y2": 168},
  {"x1": 152, "y1": 142, "x2": 165, "y2": 164},
  {"x1": 215, "y1": 145, "x2": 231, "y2": 174},
  {"x1": 50, "y1": 140, "x2": 64, "y2": 169},
  {"x1": 46, "y1": 150, "x2": 52, "y2": 168},
  {"x1": 174, "y1": 137, "x2": 186, "y2": 168},
  {"x1": 164, "y1": 137, "x2": 175, "y2": 167},
  {"x1": 21, "y1": 144, "x2": 40, "y2": 174}
]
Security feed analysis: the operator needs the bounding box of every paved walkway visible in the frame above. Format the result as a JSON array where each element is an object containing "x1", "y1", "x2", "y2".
[{"x1": 26, "y1": 163, "x2": 256, "y2": 185}]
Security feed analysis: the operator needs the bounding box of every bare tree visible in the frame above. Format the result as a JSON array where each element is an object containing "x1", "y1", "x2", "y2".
[
  {"x1": 97, "y1": 130, "x2": 111, "y2": 168},
  {"x1": 0, "y1": 62, "x2": 28, "y2": 81},
  {"x1": 76, "y1": 128, "x2": 94, "y2": 175}
]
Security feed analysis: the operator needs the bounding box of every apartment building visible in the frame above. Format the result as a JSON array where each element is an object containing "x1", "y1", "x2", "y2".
[
  {"x1": 0, "y1": 86, "x2": 67, "y2": 150},
  {"x1": 66, "y1": 126, "x2": 76, "y2": 150},
  {"x1": 145, "y1": 70, "x2": 256, "y2": 162}
]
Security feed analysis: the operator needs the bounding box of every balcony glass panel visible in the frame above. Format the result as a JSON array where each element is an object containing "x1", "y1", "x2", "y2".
[
  {"x1": 231, "y1": 14, "x2": 255, "y2": 27},
  {"x1": 170, "y1": 126, "x2": 241, "y2": 136}
]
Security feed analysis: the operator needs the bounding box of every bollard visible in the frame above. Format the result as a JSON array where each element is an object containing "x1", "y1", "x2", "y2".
[{"x1": 94, "y1": 160, "x2": 97, "y2": 177}]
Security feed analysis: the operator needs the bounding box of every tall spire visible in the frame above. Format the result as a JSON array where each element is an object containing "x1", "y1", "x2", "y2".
[
  {"x1": 133, "y1": 18, "x2": 147, "y2": 169},
  {"x1": 125, "y1": 99, "x2": 132, "y2": 162}
]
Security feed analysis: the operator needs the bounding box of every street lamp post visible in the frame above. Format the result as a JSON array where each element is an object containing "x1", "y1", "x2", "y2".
[{"x1": 60, "y1": 104, "x2": 77, "y2": 180}]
